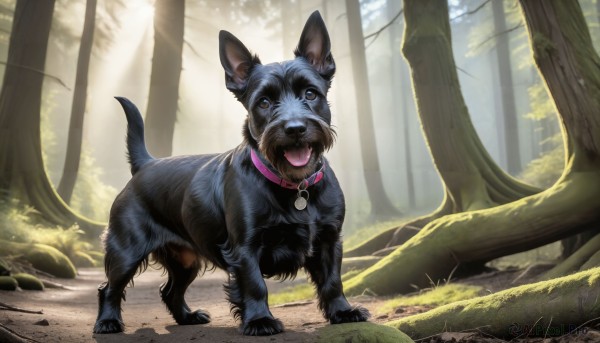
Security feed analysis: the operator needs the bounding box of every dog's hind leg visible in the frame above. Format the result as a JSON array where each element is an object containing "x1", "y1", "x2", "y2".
[
  {"x1": 93, "y1": 225, "x2": 154, "y2": 334},
  {"x1": 157, "y1": 245, "x2": 210, "y2": 325}
]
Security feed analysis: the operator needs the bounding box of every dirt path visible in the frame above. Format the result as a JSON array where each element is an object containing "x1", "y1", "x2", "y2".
[{"x1": 0, "y1": 268, "x2": 368, "y2": 343}]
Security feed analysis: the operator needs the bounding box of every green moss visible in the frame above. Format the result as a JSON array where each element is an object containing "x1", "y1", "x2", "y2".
[
  {"x1": 0, "y1": 240, "x2": 77, "y2": 278},
  {"x1": 387, "y1": 267, "x2": 600, "y2": 339},
  {"x1": 532, "y1": 32, "x2": 556, "y2": 61},
  {"x1": 269, "y1": 282, "x2": 314, "y2": 306},
  {"x1": 317, "y1": 322, "x2": 413, "y2": 343},
  {"x1": 12, "y1": 273, "x2": 44, "y2": 290},
  {"x1": 25, "y1": 244, "x2": 77, "y2": 278},
  {"x1": 0, "y1": 276, "x2": 18, "y2": 290},
  {"x1": 344, "y1": 232, "x2": 451, "y2": 296},
  {"x1": 71, "y1": 251, "x2": 96, "y2": 268},
  {"x1": 378, "y1": 284, "x2": 484, "y2": 314}
]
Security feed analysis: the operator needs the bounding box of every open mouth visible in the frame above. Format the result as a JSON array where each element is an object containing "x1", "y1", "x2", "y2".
[{"x1": 283, "y1": 144, "x2": 313, "y2": 167}]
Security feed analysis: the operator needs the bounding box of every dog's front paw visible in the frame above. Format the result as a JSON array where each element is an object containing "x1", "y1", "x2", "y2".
[
  {"x1": 329, "y1": 306, "x2": 371, "y2": 324},
  {"x1": 241, "y1": 317, "x2": 284, "y2": 336},
  {"x1": 93, "y1": 319, "x2": 124, "y2": 334},
  {"x1": 176, "y1": 309, "x2": 211, "y2": 325}
]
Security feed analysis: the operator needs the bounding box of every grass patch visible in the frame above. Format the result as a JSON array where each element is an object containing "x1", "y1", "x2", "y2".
[
  {"x1": 269, "y1": 282, "x2": 314, "y2": 306},
  {"x1": 269, "y1": 270, "x2": 372, "y2": 306},
  {"x1": 378, "y1": 283, "x2": 484, "y2": 314}
]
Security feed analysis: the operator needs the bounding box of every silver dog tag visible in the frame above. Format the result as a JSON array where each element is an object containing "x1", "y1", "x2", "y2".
[{"x1": 294, "y1": 190, "x2": 309, "y2": 210}]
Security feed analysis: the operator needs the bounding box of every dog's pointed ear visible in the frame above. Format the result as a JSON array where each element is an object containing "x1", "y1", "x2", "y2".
[
  {"x1": 294, "y1": 11, "x2": 335, "y2": 80},
  {"x1": 219, "y1": 30, "x2": 261, "y2": 94}
]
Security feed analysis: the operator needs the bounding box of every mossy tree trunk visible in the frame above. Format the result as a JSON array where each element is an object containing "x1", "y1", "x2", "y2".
[
  {"x1": 0, "y1": 0, "x2": 103, "y2": 236},
  {"x1": 345, "y1": 0, "x2": 538, "y2": 257},
  {"x1": 144, "y1": 0, "x2": 184, "y2": 158},
  {"x1": 56, "y1": 0, "x2": 97, "y2": 204},
  {"x1": 343, "y1": 0, "x2": 600, "y2": 296},
  {"x1": 521, "y1": 0, "x2": 600, "y2": 274}
]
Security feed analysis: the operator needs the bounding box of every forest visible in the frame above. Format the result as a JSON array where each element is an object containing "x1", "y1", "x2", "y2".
[{"x1": 0, "y1": 0, "x2": 599, "y2": 342}]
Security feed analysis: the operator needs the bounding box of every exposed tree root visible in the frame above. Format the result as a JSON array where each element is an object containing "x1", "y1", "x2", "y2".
[
  {"x1": 0, "y1": 323, "x2": 40, "y2": 343},
  {"x1": 344, "y1": 173, "x2": 600, "y2": 296},
  {"x1": 543, "y1": 233, "x2": 600, "y2": 280},
  {"x1": 386, "y1": 267, "x2": 600, "y2": 340},
  {"x1": 0, "y1": 302, "x2": 43, "y2": 314}
]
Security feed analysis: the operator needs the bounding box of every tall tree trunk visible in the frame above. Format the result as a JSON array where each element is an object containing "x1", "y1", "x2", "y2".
[
  {"x1": 56, "y1": 0, "x2": 97, "y2": 204},
  {"x1": 345, "y1": 0, "x2": 539, "y2": 257},
  {"x1": 522, "y1": 0, "x2": 600, "y2": 269},
  {"x1": 345, "y1": 0, "x2": 399, "y2": 216},
  {"x1": 386, "y1": 0, "x2": 416, "y2": 210},
  {"x1": 343, "y1": 0, "x2": 600, "y2": 296},
  {"x1": 492, "y1": 0, "x2": 521, "y2": 175},
  {"x1": 0, "y1": 0, "x2": 103, "y2": 236},
  {"x1": 145, "y1": 0, "x2": 184, "y2": 158}
]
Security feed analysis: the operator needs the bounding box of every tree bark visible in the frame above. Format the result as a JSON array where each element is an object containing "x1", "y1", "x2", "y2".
[
  {"x1": 387, "y1": 267, "x2": 600, "y2": 339},
  {"x1": 343, "y1": 0, "x2": 600, "y2": 295},
  {"x1": 345, "y1": 0, "x2": 399, "y2": 216},
  {"x1": 0, "y1": 0, "x2": 103, "y2": 236},
  {"x1": 56, "y1": 0, "x2": 97, "y2": 204},
  {"x1": 492, "y1": 0, "x2": 521, "y2": 175},
  {"x1": 346, "y1": 0, "x2": 538, "y2": 255},
  {"x1": 387, "y1": 0, "x2": 416, "y2": 211},
  {"x1": 145, "y1": 0, "x2": 185, "y2": 157}
]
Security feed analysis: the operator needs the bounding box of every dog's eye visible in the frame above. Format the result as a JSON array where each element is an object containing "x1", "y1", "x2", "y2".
[
  {"x1": 305, "y1": 89, "x2": 317, "y2": 101},
  {"x1": 258, "y1": 97, "x2": 271, "y2": 109}
]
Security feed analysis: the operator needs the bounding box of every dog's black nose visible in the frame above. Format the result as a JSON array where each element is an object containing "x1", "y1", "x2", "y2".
[{"x1": 284, "y1": 120, "x2": 307, "y2": 136}]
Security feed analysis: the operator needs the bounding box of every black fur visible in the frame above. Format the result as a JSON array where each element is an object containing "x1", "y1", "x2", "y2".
[{"x1": 93, "y1": 11, "x2": 369, "y2": 336}]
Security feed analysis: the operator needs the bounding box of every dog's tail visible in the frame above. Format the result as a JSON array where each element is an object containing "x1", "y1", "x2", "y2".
[{"x1": 115, "y1": 97, "x2": 153, "y2": 175}]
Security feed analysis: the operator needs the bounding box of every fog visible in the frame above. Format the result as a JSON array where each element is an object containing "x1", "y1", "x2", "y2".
[{"x1": 34, "y1": 0, "x2": 600, "y2": 233}]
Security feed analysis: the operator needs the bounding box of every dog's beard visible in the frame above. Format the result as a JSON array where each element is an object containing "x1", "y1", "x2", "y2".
[{"x1": 259, "y1": 117, "x2": 335, "y2": 182}]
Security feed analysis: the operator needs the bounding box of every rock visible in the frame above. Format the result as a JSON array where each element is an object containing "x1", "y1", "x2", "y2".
[
  {"x1": 34, "y1": 319, "x2": 49, "y2": 326},
  {"x1": 0, "y1": 240, "x2": 77, "y2": 279},
  {"x1": 317, "y1": 322, "x2": 414, "y2": 343},
  {"x1": 12, "y1": 273, "x2": 44, "y2": 291},
  {"x1": 0, "y1": 276, "x2": 18, "y2": 290}
]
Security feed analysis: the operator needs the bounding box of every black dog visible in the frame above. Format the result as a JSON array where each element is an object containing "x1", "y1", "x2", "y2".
[{"x1": 93, "y1": 11, "x2": 369, "y2": 336}]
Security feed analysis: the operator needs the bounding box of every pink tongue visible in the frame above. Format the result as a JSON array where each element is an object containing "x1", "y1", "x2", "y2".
[{"x1": 284, "y1": 146, "x2": 312, "y2": 167}]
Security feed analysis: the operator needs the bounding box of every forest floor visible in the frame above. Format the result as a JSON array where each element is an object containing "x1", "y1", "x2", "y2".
[{"x1": 1, "y1": 267, "x2": 599, "y2": 343}]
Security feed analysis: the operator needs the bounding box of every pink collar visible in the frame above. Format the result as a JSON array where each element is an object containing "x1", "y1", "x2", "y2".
[{"x1": 250, "y1": 149, "x2": 325, "y2": 190}]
